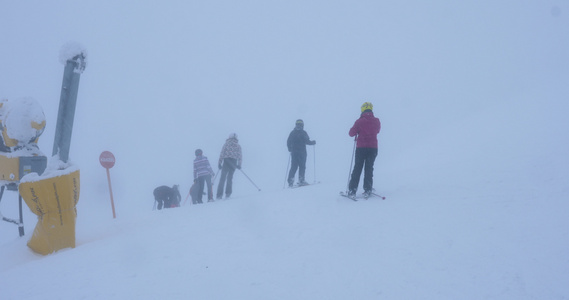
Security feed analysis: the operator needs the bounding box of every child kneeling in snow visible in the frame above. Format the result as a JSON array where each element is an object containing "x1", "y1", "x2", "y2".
[{"x1": 153, "y1": 185, "x2": 181, "y2": 210}]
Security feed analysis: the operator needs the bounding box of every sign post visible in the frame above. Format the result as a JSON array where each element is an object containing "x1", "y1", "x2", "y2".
[{"x1": 99, "y1": 151, "x2": 116, "y2": 218}]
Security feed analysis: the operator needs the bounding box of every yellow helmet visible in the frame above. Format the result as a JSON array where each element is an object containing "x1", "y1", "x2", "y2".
[{"x1": 361, "y1": 102, "x2": 373, "y2": 112}]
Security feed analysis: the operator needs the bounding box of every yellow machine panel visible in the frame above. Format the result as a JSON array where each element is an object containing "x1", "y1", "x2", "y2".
[
  {"x1": 0, "y1": 154, "x2": 47, "y2": 182},
  {"x1": 19, "y1": 169, "x2": 80, "y2": 255},
  {"x1": 0, "y1": 155, "x2": 20, "y2": 181}
]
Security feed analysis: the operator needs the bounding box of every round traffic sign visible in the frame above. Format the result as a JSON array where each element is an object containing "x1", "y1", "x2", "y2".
[{"x1": 99, "y1": 151, "x2": 115, "y2": 169}]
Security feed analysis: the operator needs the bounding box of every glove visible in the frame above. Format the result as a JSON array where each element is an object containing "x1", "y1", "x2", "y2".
[
  {"x1": 193, "y1": 179, "x2": 197, "y2": 184},
  {"x1": 237, "y1": 165, "x2": 241, "y2": 170},
  {"x1": 310, "y1": 140, "x2": 316, "y2": 145},
  {"x1": 218, "y1": 164, "x2": 222, "y2": 169}
]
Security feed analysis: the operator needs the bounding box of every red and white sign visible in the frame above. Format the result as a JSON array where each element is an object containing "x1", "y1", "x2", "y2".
[{"x1": 99, "y1": 151, "x2": 116, "y2": 169}]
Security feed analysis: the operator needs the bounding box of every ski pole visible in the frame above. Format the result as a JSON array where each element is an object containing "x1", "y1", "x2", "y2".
[
  {"x1": 225, "y1": 160, "x2": 261, "y2": 191},
  {"x1": 346, "y1": 136, "x2": 357, "y2": 193},
  {"x1": 238, "y1": 168, "x2": 261, "y2": 191},
  {"x1": 313, "y1": 144, "x2": 316, "y2": 184},
  {"x1": 283, "y1": 153, "x2": 291, "y2": 189},
  {"x1": 152, "y1": 200, "x2": 157, "y2": 210},
  {"x1": 183, "y1": 188, "x2": 192, "y2": 206},
  {"x1": 213, "y1": 168, "x2": 220, "y2": 183}
]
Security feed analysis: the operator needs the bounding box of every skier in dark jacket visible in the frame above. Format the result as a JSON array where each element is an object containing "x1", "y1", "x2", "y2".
[
  {"x1": 348, "y1": 102, "x2": 381, "y2": 197},
  {"x1": 217, "y1": 133, "x2": 242, "y2": 199},
  {"x1": 153, "y1": 185, "x2": 181, "y2": 210},
  {"x1": 287, "y1": 119, "x2": 316, "y2": 187}
]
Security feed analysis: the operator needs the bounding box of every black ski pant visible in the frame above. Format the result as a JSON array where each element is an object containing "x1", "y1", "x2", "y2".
[
  {"x1": 217, "y1": 158, "x2": 237, "y2": 198},
  {"x1": 349, "y1": 147, "x2": 378, "y2": 193},
  {"x1": 288, "y1": 151, "x2": 307, "y2": 184},
  {"x1": 154, "y1": 196, "x2": 175, "y2": 209},
  {"x1": 196, "y1": 174, "x2": 213, "y2": 203}
]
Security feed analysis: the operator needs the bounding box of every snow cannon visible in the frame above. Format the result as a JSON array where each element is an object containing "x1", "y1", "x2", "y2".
[
  {"x1": 17, "y1": 42, "x2": 87, "y2": 254},
  {"x1": 0, "y1": 98, "x2": 48, "y2": 183},
  {"x1": 0, "y1": 98, "x2": 48, "y2": 237}
]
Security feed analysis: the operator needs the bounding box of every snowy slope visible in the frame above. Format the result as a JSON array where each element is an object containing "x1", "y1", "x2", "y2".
[
  {"x1": 1, "y1": 1, "x2": 569, "y2": 299},
  {"x1": 1, "y1": 96, "x2": 568, "y2": 299}
]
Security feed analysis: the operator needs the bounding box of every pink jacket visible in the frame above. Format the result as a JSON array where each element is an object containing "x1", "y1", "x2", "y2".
[{"x1": 349, "y1": 112, "x2": 381, "y2": 148}]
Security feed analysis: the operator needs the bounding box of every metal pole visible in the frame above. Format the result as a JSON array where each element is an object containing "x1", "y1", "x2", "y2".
[
  {"x1": 18, "y1": 194, "x2": 24, "y2": 236},
  {"x1": 212, "y1": 169, "x2": 220, "y2": 185},
  {"x1": 283, "y1": 154, "x2": 291, "y2": 189},
  {"x1": 346, "y1": 137, "x2": 357, "y2": 193},
  {"x1": 106, "y1": 168, "x2": 116, "y2": 218},
  {"x1": 238, "y1": 169, "x2": 261, "y2": 191},
  {"x1": 52, "y1": 52, "x2": 86, "y2": 162}
]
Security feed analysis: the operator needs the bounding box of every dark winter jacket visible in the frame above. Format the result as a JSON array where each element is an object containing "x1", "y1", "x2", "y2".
[
  {"x1": 153, "y1": 185, "x2": 181, "y2": 208},
  {"x1": 287, "y1": 129, "x2": 315, "y2": 154},
  {"x1": 349, "y1": 111, "x2": 381, "y2": 148}
]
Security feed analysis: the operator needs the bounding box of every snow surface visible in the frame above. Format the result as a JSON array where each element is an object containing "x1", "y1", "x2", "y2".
[{"x1": 1, "y1": 1, "x2": 569, "y2": 299}]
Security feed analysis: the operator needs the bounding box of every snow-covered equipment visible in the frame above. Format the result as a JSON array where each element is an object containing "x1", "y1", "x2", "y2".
[
  {"x1": 19, "y1": 168, "x2": 80, "y2": 254},
  {"x1": 17, "y1": 42, "x2": 87, "y2": 254},
  {"x1": 0, "y1": 98, "x2": 48, "y2": 183},
  {"x1": 53, "y1": 42, "x2": 86, "y2": 163},
  {"x1": 0, "y1": 98, "x2": 48, "y2": 236}
]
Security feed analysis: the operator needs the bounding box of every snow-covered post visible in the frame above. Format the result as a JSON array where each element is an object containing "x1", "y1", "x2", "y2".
[{"x1": 52, "y1": 42, "x2": 87, "y2": 162}]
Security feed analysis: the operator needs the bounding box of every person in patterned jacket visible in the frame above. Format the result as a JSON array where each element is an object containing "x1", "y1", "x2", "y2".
[
  {"x1": 217, "y1": 133, "x2": 242, "y2": 199},
  {"x1": 193, "y1": 149, "x2": 215, "y2": 203}
]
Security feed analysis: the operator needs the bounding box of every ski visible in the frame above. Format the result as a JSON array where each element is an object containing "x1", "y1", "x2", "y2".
[
  {"x1": 289, "y1": 181, "x2": 320, "y2": 189},
  {"x1": 339, "y1": 191, "x2": 357, "y2": 201},
  {"x1": 290, "y1": 183, "x2": 309, "y2": 189},
  {"x1": 339, "y1": 191, "x2": 385, "y2": 201}
]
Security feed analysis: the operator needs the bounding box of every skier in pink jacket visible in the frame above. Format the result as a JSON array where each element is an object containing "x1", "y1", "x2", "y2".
[{"x1": 348, "y1": 102, "x2": 381, "y2": 197}]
